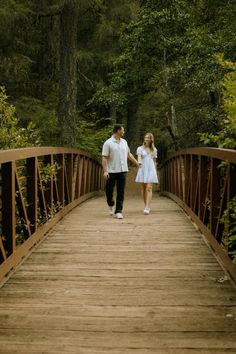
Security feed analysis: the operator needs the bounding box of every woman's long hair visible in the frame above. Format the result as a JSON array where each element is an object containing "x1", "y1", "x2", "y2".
[{"x1": 143, "y1": 133, "x2": 156, "y2": 152}]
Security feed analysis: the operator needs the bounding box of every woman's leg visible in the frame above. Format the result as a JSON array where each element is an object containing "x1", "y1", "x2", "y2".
[
  {"x1": 141, "y1": 183, "x2": 147, "y2": 206},
  {"x1": 145, "y1": 183, "x2": 153, "y2": 209}
]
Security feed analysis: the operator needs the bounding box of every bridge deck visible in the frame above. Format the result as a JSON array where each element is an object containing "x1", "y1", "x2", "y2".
[{"x1": 0, "y1": 195, "x2": 236, "y2": 353}]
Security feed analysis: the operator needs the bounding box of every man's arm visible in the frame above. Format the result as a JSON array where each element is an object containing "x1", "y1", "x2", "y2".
[
  {"x1": 102, "y1": 156, "x2": 109, "y2": 180},
  {"x1": 128, "y1": 151, "x2": 141, "y2": 167}
]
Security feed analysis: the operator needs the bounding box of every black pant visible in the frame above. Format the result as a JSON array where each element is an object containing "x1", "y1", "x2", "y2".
[{"x1": 105, "y1": 172, "x2": 127, "y2": 213}]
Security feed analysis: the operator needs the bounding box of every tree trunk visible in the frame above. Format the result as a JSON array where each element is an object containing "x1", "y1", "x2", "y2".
[
  {"x1": 57, "y1": 0, "x2": 77, "y2": 146},
  {"x1": 126, "y1": 102, "x2": 139, "y2": 153},
  {"x1": 110, "y1": 103, "x2": 117, "y2": 125},
  {"x1": 170, "y1": 103, "x2": 178, "y2": 137}
]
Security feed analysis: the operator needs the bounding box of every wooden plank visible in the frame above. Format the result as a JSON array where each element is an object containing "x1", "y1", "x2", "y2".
[
  {"x1": 0, "y1": 329, "x2": 236, "y2": 348},
  {"x1": 0, "y1": 347, "x2": 236, "y2": 354},
  {"x1": 0, "y1": 307, "x2": 236, "y2": 332}
]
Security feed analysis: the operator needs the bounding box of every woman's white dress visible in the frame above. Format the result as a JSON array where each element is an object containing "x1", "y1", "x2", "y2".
[{"x1": 135, "y1": 146, "x2": 158, "y2": 183}]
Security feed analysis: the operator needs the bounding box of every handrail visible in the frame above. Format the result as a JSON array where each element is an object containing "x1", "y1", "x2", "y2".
[
  {"x1": 160, "y1": 147, "x2": 236, "y2": 282},
  {"x1": 0, "y1": 147, "x2": 104, "y2": 284}
]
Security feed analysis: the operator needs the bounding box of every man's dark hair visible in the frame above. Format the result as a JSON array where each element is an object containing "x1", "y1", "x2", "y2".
[{"x1": 113, "y1": 123, "x2": 124, "y2": 133}]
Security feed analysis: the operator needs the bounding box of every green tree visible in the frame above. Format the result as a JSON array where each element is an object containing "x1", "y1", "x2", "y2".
[
  {"x1": 95, "y1": 0, "x2": 236, "y2": 155},
  {"x1": 200, "y1": 56, "x2": 236, "y2": 148},
  {"x1": 0, "y1": 87, "x2": 40, "y2": 149},
  {"x1": 1, "y1": 0, "x2": 235, "y2": 157}
]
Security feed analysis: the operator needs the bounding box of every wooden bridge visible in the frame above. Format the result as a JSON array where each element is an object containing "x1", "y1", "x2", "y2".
[{"x1": 0, "y1": 147, "x2": 236, "y2": 353}]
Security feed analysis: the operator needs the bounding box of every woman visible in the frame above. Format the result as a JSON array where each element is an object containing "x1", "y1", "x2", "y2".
[{"x1": 135, "y1": 133, "x2": 158, "y2": 214}]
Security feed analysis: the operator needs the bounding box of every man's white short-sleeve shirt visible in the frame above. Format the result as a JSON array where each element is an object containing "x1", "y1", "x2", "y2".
[{"x1": 102, "y1": 136, "x2": 130, "y2": 173}]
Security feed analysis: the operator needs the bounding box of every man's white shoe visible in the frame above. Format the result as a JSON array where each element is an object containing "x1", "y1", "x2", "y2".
[
  {"x1": 108, "y1": 206, "x2": 114, "y2": 216},
  {"x1": 115, "y1": 212, "x2": 123, "y2": 219}
]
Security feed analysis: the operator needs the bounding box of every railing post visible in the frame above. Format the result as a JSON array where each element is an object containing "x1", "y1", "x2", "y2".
[
  {"x1": 190, "y1": 155, "x2": 198, "y2": 212},
  {"x1": 178, "y1": 156, "x2": 184, "y2": 200},
  {"x1": 170, "y1": 159, "x2": 174, "y2": 194},
  {"x1": 198, "y1": 156, "x2": 208, "y2": 222},
  {"x1": 27, "y1": 157, "x2": 37, "y2": 234},
  {"x1": 176, "y1": 156, "x2": 182, "y2": 198},
  {"x1": 57, "y1": 154, "x2": 65, "y2": 208},
  {"x1": 44, "y1": 155, "x2": 54, "y2": 218},
  {"x1": 93, "y1": 163, "x2": 97, "y2": 191},
  {"x1": 90, "y1": 162, "x2": 94, "y2": 192},
  {"x1": 163, "y1": 164, "x2": 166, "y2": 192},
  {"x1": 74, "y1": 155, "x2": 79, "y2": 199},
  {"x1": 66, "y1": 154, "x2": 73, "y2": 203},
  {"x1": 78, "y1": 156, "x2": 84, "y2": 197},
  {"x1": 87, "y1": 159, "x2": 92, "y2": 193},
  {"x1": 69, "y1": 154, "x2": 78, "y2": 201},
  {"x1": 83, "y1": 158, "x2": 88, "y2": 195},
  {"x1": 173, "y1": 158, "x2": 177, "y2": 195},
  {"x1": 184, "y1": 155, "x2": 191, "y2": 206},
  {"x1": 210, "y1": 158, "x2": 221, "y2": 239},
  {"x1": 2, "y1": 162, "x2": 15, "y2": 257}
]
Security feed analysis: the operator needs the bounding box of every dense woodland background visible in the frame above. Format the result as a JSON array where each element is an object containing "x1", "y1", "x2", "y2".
[{"x1": 0, "y1": 0, "x2": 236, "y2": 160}]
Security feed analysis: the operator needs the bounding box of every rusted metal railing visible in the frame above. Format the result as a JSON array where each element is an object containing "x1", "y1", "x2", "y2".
[
  {"x1": 0, "y1": 147, "x2": 103, "y2": 284},
  {"x1": 160, "y1": 147, "x2": 236, "y2": 282}
]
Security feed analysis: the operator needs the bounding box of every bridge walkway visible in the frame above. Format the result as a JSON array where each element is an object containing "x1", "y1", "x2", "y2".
[{"x1": 0, "y1": 195, "x2": 236, "y2": 353}]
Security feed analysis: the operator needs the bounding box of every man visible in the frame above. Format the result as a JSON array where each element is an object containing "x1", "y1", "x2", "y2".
[{"x1": 102, "y1": 123, "x2": 140, "y2": 219}]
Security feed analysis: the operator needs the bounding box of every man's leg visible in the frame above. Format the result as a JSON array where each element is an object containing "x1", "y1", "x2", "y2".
[
  {"x1": 105, "y1": 173, "x2": 116, "y2": 207},
  {"x1": 115, "y1": 172, "x2": 126, "y2": 213}
]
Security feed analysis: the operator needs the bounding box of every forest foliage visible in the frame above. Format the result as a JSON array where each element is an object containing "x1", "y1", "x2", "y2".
[
  {"x1": 0, "y1": 0, "x2": 236, "y2": 260},
  {"x1": 0, "y1": 0, "x2": 235, "y2": 157}
]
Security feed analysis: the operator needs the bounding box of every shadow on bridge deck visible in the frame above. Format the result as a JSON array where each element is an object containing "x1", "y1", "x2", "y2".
[{"x1": 0, "y1": 195, "x2": 236, "y2": 353}]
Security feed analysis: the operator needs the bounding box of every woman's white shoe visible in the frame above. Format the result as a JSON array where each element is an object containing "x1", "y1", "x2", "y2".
[{"x1": 143, "y1": 207, "x2": 150, "y2": 215}]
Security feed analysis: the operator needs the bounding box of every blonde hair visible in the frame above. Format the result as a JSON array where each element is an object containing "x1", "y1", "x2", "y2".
[{"x1": 143, "y1": 133, "x2": 155, "y2": 152}]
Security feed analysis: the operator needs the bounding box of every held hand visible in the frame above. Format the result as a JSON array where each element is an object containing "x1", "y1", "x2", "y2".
[
  {"x1": 137, "y1": 161, "x2": 142, "y2": 168},
  {"x1": 103, "y1": 171, "x2": 109, "y2": 180}
]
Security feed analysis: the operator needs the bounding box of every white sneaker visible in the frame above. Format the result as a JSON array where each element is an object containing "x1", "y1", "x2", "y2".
[
  {"x1": 144, "y1": 207, "x2": 150, "y2": 215},
  {"x1": 108, "y1": 206, "x2": 114, "y2": 216},
  {"x1": 115, "y1": 213, "x2": 123, "y2": 219}
]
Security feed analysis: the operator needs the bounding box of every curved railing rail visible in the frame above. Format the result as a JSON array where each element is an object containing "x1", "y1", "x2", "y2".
[
  {"x1": 0, "y1": 147, "x2": 103, "y2": 284},
  {"x1": 160, "y1": 147, "x2": 236, "y2": 282}
]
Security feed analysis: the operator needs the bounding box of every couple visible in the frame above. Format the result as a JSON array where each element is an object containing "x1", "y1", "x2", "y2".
[{"x1": 102, "y1": 123, "x2": 158, "y2": 219}]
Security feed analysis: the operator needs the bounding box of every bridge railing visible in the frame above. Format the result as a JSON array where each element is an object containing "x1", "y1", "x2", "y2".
[
  {"x1": 160, "y1": 147, "x2": 236, "y2": 282},
  {"x1": 0, "y1": 147, "x2": 103, "y2": 284}
]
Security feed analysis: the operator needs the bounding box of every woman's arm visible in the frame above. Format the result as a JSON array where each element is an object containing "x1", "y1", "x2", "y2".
[{"x1": 137, "y1": 154, "x2": 142, "y2": 164}]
